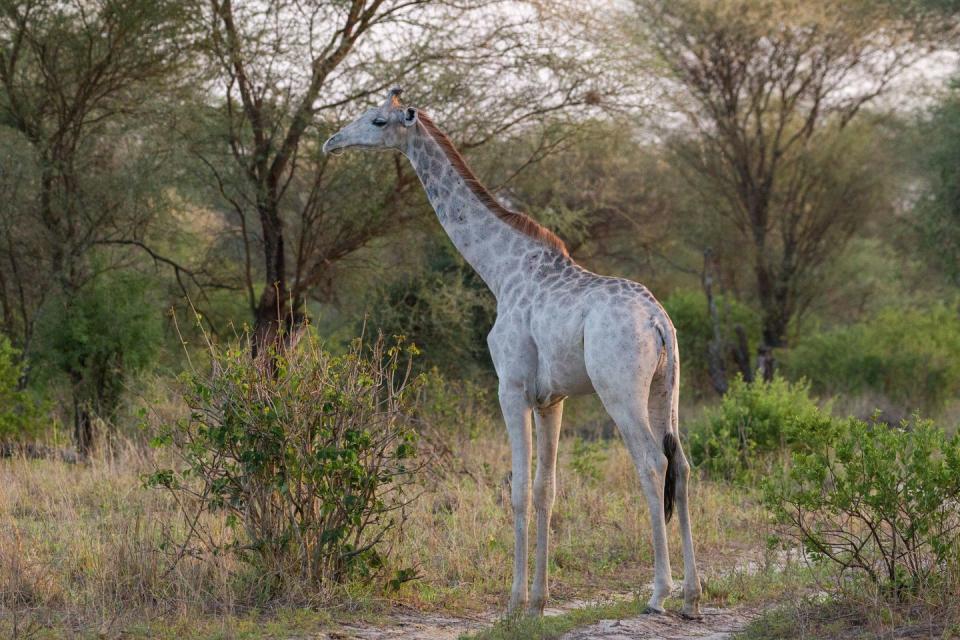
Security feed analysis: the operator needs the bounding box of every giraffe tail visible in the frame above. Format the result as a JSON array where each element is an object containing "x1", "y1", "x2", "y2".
[
  {"x1": 660, "y1": 324, "x2": 681, "y2": 524},
  {"x1": 663, "y1": 432, "x2": 678, "y2": 523}
]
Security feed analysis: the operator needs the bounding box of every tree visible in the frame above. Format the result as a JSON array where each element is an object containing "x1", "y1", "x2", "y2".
[
  {"x1": 0, "y1": 0, "x2": 197, "y2": 449},
  {"x1": 915, "y1": 89, "x2": 960, "y2": 288},
  {"x1": 195, "y1": 0, "x2": 623, "y2": 355},
  {"x1": 636, "y1": 0, "x2": 926, "y2": 379},
  {"x1": 500, "y1": 118, "x2": 675, "y2": 272},
  {"x1": 0, "y1": 0, "x2": 195, "y2": 293},
  {"x1": 32, "y1": 272, "x2": 162, "y2": 450}
]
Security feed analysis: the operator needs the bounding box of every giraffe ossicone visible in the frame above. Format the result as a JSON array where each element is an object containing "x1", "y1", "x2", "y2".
[{"x1": 323, "y1": 89, "x2": 703, "y2": 619}]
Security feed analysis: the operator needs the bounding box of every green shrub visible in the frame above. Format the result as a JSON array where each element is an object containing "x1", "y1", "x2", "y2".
[
  {"x1": 764, "y1": 416, "x2": 960, "y2": 595},
  {"x1": 0, "y1": 335, "x2": 42, "y2": 441},
  {"x1": 417, "y1": 367, "x2": 495, "y2": 440},
  {"x1": 785, "y1": 306, "x2": 960, "y2": 414},
  {"x1": 32, "y1": 271, "x2": 162, "y2": 448},
  {"x1": 569, "y1": 437, "x2": 608, "y2": 483},
  {"x1": 145, "y1": 331, "x2": 423, "y2": 597},
  {"x1": 662, "y1": 289, "x2": 759, "y2": 398},
  {"x1": 686, "y1": 375, "x2": 828, "y2": 480},
  {"x1": 364, "y1": 241, "x2": 496, "y2": 379}
]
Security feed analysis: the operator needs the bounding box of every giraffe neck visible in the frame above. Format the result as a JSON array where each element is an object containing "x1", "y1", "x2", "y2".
[{"x1": 403, "y1": 126, "x2": 551, "y2": 299}]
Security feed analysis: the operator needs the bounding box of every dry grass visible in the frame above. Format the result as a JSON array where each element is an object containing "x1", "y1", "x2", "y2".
[
  {"x1": 393, "y1": 433, "x2": 775, "y2": 612},
  {"x1": 0, "y1": 419, "x2": 785, "y2": 639}
]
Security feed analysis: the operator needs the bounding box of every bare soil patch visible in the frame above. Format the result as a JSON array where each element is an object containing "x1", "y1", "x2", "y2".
[
  {"x1": 560, "y1": 606, "x2": 760, "y2": 640},
  {"x1": 313, "y1": 599, "x2": 762, "y2": 640}
]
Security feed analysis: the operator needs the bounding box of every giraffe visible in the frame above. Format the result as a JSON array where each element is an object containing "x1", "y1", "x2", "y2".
[{"x1": 323, "y1": 89, "x2": 702, "y2": 619}]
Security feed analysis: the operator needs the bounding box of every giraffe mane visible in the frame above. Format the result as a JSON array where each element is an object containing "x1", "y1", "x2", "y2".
[{"x1": 416, "y1": 112, "x2": 570, "y2": 258}]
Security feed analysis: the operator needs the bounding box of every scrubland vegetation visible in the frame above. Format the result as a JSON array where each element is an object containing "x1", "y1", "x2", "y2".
[{"x1": 3, "y1": 0, "x2": 960, "y2": 638}]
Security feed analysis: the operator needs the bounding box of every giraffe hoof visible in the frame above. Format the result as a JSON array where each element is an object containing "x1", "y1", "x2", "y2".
[
  {"x1": 642, "y1": 605, "x2": 665, "y2": 615},
  {"x1": 681, "y1": 611, "x2": 704, "y2": 621}
]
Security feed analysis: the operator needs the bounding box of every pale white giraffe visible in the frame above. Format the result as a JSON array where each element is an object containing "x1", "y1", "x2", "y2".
[{"x1": 323, "y1": 89, "x2": 702, "y2": 619}]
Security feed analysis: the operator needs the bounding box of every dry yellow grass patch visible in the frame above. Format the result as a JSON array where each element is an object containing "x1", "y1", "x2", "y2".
[
  {"x1": 392, "y1": 432, "x2": 771, "y2": 613},
  {"x1": 0, "y1": 427, "x2": 774, "y2": 638}
]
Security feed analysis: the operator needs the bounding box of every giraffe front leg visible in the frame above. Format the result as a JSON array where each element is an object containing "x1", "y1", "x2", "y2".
[
  {"x1": 529, "y1": 401, "x2": 563, "y2": 616},
  {"x1": 499, "y1": 386, "x2": 533, "y2": 615}
]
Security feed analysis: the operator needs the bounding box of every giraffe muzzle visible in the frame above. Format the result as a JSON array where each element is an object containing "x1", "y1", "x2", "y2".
[{"x1": 322, "y1": 133, "x2": 344, "y2": 155}]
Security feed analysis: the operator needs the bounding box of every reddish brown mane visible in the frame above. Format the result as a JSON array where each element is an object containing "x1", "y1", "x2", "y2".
[{"x1": 417, "y1": 112, "x2": 569, "y2": 258}]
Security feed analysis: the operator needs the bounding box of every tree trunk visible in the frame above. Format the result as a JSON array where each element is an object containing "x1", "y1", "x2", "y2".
[
  {"x1": 252, "y1": 283, "x2": 305, "y2": 358},
  {"x1": 252, "y1": 200, "x2": 305, "y2": 359},
  {"x1": 72, "y1": 393, "x2": 94, "y2": 456},
  {"x1": 757, "y1": 301, "x2": 790, "y2": 382},
  {"x1": 754, "y1": 257, "x2": 789, "y2": 382},
  {"x1": 732, "y1": 325, "x2": 754, "y2": 383}
]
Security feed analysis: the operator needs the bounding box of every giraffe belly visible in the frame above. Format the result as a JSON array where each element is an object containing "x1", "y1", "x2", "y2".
[{"x1": 534, "y1": 343, "x2": 595, "y2": 402}]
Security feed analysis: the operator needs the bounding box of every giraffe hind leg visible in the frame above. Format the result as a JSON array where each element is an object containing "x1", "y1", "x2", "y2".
[
  {"x1": 650, "y1": 358, "x2": 703, "y2": 618},
  {"x1": 584, "y1": 330, "x2": 674, "y2": 612}
]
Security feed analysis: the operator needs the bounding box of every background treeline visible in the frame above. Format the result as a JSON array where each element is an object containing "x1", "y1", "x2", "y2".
[{"x1": 0, "y1": 0, "x2": 959, "y2": 451}]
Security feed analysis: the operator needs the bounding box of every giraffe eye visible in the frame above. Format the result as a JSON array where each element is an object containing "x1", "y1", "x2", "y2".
[{"x1": 372, "y1": 117, "x2": 387, "y2": 127}]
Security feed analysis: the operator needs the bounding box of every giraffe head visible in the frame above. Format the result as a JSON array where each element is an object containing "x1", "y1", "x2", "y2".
[{"x1": 322, "y1": 88, "x2": 419, "y2": 155}]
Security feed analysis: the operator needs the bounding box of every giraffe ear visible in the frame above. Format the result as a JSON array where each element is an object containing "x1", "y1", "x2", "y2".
[{"x1": 403, "y1": 107, "x2": 418, "y2": 128}]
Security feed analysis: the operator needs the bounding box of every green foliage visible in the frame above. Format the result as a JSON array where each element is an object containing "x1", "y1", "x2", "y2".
[
  {"x1": 662, "y1": 289, "x2": 759, "y2": 396},
  {"x1": 785, "y1": 305, "x2": 960, "y2": 413},
  {"x1": 0, "y1": 336, "x2": 42, "y2": 441},
  {"x1": 417, "y1": 368, "x2": 495, "y2": 440},
  {"x1": 32, "y1": 272, "x2": 162, "y2": 417},
  {"x1": 365, "y1": 241, "x2": 495, "y2": 379},
  {"x1": 146, "y1": 332, "x2": 423, "y2": 595},
  {"x1": 569, "y1": 437, "x2": 608, "y2": 483},
  {"x1": 764, "y1": 416, "x2": 960, "y2": 594},
  {"x1": 915, "y1": 86, "x2": 960, "y2": 286},
  {"x1": 686, "y1": 375, "x2": 828, "y2": 480}
]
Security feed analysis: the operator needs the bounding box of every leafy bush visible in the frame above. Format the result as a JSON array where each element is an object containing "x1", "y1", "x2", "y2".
[
  {"x1": 32, "y1": 272, "x2": 162, "y2": 448},
  {"x1": 764, "y1": 416, "x2": 960, "y2": 595},
  {"x1": 0, "y1": 336, "x2": 42, "y2": 442},
  {"x1": 417, "y1": 368, "x2": 495, "y2": 440},
  {"x1": 364, "y1": 241, "x2": 496, "y2": 380},
  {"x1": 686, "y1": 375, "x2": 827, "y2": 480},
  {"x1": 146, "y1": 331, "x2": 423, "y2": 595},
  {"x1": 662, "y1": 289, "x2": 759, "y2": 397},
  {"x1": 569, "y1": 437, "x2": 608, "y2": 483},
  {"x1": 785, "y1": 306, "x2": 960, "y2": 414}
]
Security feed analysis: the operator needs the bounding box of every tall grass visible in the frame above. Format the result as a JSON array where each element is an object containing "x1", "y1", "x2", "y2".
[{"x1": 0, "y1": 416, "x2": 773, "y2": 638}]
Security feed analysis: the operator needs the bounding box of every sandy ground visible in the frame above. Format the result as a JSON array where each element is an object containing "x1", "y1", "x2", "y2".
[
  {"x1": 560, "y1": 606, "x2": 760, "y2": 640},
  {"x1": 312, "y1": 598, "x2": 761, "y2": 640},
  {"x1": 311, "y1": 552, "x2": 790, "y2": 639}
]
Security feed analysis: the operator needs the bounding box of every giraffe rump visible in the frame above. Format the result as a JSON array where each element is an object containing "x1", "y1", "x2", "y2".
[{"x1": 416, "y1": 112, "x2": 569, "y2": 257}]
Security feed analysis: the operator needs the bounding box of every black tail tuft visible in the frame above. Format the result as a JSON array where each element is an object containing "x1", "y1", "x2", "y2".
[{"x1": 663, "y1": 432, "x2": 678, "y2": 523}]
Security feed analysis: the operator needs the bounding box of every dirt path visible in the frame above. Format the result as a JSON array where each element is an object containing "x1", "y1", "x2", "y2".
[
  {"x1": 319, "y1": 599, "x2": 760, "y2": 640},
  {"x1": 329, "y1": 609, "x2": 493, "y2": 640},
  {"x1": 559, "y1": 606, "x2": 760, "y2": 640},
  {"x1": 318, "y1": 553, "x2": 789, "y2": 639}
]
